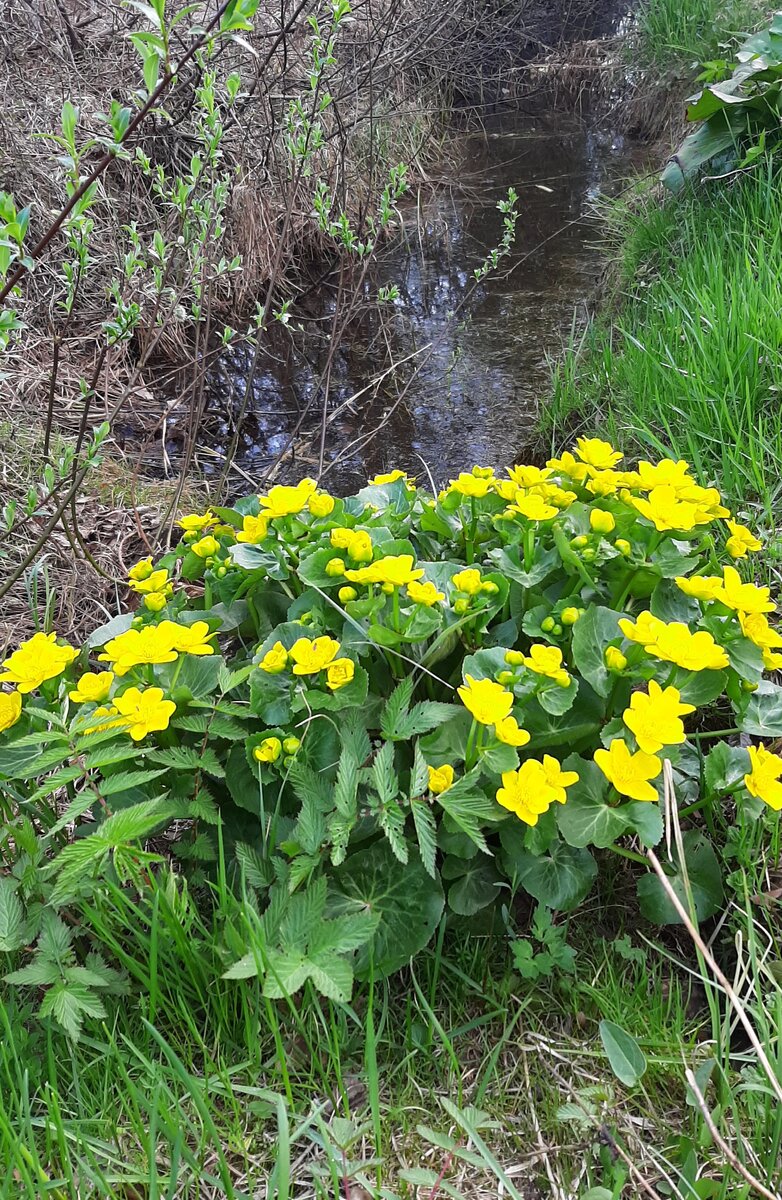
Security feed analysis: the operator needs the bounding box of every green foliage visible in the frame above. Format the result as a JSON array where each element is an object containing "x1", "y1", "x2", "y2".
[
  {"x1": 511, "y1": 905, "x2": 576, "y2": 981},
  {"x1": 663, "y1": 12, "x2": 782, "y2": 190},
  {"x1": 2, "y1": 446, "x2": 781, "y2": 1027}
]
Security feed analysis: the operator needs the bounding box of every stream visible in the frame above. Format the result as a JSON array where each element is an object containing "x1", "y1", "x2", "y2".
[{"x1": 192, "y1": 89, "x2": 646, "y2": 495}]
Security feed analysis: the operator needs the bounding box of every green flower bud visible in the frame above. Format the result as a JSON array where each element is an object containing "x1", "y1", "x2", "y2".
[
  {"x1": 338, "y1": 586, "x2": 358, "y2": 603},
  {"x1": 282, "y1": 737, "x2": 301, "y2": 754},
  {"x1": 480, "y1": 581, "x2": 499, "y2": 595},
  {"x1": 216, "y1": 566, "x2": 228, "y2": 579},
  {"x1": 540, "y1": 616, "x2": 556, "y2": 633},
  {"x1": 615, "y1": 538, "x2": 632, "y2": 557},
  {"x1": 581, "y1": 547, "x2": 596, "y2": 562},
  {"x1": 504, "y1": 649, "x2": 524, "y2": 666},
  {"x1": 552, "y1": 624, "x2": 563, "y2": 636},
  {"x1": 742, "y1": 680, "x2": 759, "y2": 693},
  {"x1": 497, "y1": 670, "x2": 516, "y2": 685},
  {"x1": 325, "y1": 557, "x2": 346, "y2": 577},
  {"x1": 561, "y1": 607, "x2": 580, "y2": 626},
  {"x1": 571, "y1": 534, "x2": 589, "y2": 549},
  {"x1": 453, "y1": 597, "x2": 470, "y2": 615}
]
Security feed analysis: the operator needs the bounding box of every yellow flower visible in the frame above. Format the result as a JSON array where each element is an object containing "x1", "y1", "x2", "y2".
[
  {"x1": 650, "y1": 623, "x2": 729, "y2": 672},
  {"x1": 585, "y1": 470, "x2": 625, "y2": 497},
  {"x1": 289, "y1": 636, "x2": 341, "y2": 675},
  {"x1": 625, "y1": 486, "x2": 709, "y2": 533},
  {"x1": 496, "y1": 760, "x2": 559, "y2": 826},
  {"x1": 623, "y1": 681, "x2": 695, "y2": 755},
  {"x1": 744, "y1": 744, "x2": 782, "y2": 811},
  {"x1": 177, "y1": 511, "x2": 215, "y2": 532},
  {"x1": 346, "y1": 555, "x2": 424, "y2": 587},
  {"x1": 675, "y1": 575, "x2": 723, "y2": 601},
  {"x1": 457, "y1": 675, "x2": 513, "y2": 726},
  {"x1": 541, "y1": 755, "x2": 580, "y2": 803},
  {"x1": 236, "y1": 514, "x2": 270, "y2": 544},
  {"x1": 495, "y1": 715, "x2": 531, "y2": 747},
  {"x1": 254, "y1": 737, "x2": 282, "y2": 763},
  {"x1": 522, "y1": 644, "x2": 567, "y2": 681},
  {"x1": 452, "y1": 568, "x2": 483, "y2": 595},
  {"x1": 0, "y1": 632, "x2": 78, "y2": 694},
  {"x1": 716, "y1": 566, "x2": 775, "y2": 615},
  {"x1": 191, "y1": 535, "x2": 220, "y2": 559},
  {"x1": 128, "y1": 557, "x2": 154, "y2": 582},
  {"x1": 259, "y1": 478, "x2": 317, "y2": 519},
  {"x1": 258, "y1": 641, "x2": 288, "y2": 673},
  {"x1": 678, "y1": 484, "x2": 730, "y2": 520},
  {"x1": 326, "y1": 658, "x2": 355, "y2": 690},
  {"x1": 428, "y1": 763, "x2": 454, "y2": 794},
  {"x1": 546, "y1": 450, "x2": 589, "y2": 482},
  {"x1": 635, "y1": 459, "x2": 693, "y2": 492},
  {"x1": 0, "y1": 690, "x2": 22, "y2": 733},
  {"x1": 605, "y1": 646, "x2": 627, "y2": 672},
  {"x1": 346, "y1": 531, "x2": 373, "y2": 562},
  {"x1": 69, "y1": 671, "x2": 114, "y2": 704},
  {"x1": 594, "y1": 739, "x2": 661, "y2": 802},
  {"x1": 533, "y1": 482, "x2": 577, "y2": 508},
  {"x1": 448, "y1": 472, "x2": 493, "y2": 498},
  {"x1": 494, "y1": 479, "x2": 519, "y2": 502},
  {"x1": 407, "y1": 580, "x2": 445, "y2": 606},
  {"x1": 618, "y1": 610, "x2": 666, "y2": 648},
  {"x1": 725, "y1": 520, "x2": 762, "y2": 559},
  {"x1": 739, "y1": 612, "x2": 782, "y2": 652},
  {"x1": 158, "y1": 621, "x2": 215, "y2": 657},
  {"x1": 99, "y1": 626, "x2": 178, "y2": 676},
  {"x1": 112, "y1": 686, "x2": 176, "y2": 741},
  {"x1": 83, "y1": 705, "x2": 128, "y2": 736},
  {"x1": 308, "y1": 493, "x2": 335, "y2": 518},
  {"x1": 507, "y1": 464, "x2": 552, "y2": 488},
  {"x1": 507, "y1": 493, "x2": 558, "y2": 521},
  {"x1": 575, "y1": 437, "x2": 623, "y2": 471},
  {"x1": 590, "y1": 508, "x2": 616, "y2": 534},
  {"x1": 369, "y1": 469, "x2": 411, "y2": 486},
  {"x1": 129, "y1": 568, "x2": 170, "y2": 596}
]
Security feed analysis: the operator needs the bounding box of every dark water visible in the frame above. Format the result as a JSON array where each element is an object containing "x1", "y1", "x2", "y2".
[{"x1": 191, "y1": 96, "x2": 645, "y2": 495}]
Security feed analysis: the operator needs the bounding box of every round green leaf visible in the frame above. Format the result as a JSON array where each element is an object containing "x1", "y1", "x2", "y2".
[
  {"x1": 637, "y1": 831, "x2": 723, "y2": 924},
  {"x1": 331, "y1": 842, "x2": 444, "y2": 977},
  {"x1": 513, "y1": 839, "x2": 597, "y2": 911}
]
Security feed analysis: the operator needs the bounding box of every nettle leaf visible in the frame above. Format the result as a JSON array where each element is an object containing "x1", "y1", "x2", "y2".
[
  {"x1": 371, "y1": 740, "x2": 398, "y2": 805},
  {"x1": 379, "y1": 799, "x2": 409, "y2": 864},
  {"x1": 98, "y1": 768, "x2": 169, "y2": 797},
  {"x1": 174, "y1": 712, "x2": 248, "y2": 740},
  {"x1": 39, "y1": 981, "x2": 107, "y2": 1040},
  {"x1": 409, "y1": 742, "x2": 430, "y2": 799},
  {"x1": 380, "y1": 677, "x2": 415, "y2": 739},
  {"x1": 332, "y1": 842, "x2": 445, "y2": 977},
  {"x1": 235, "y1": 842, "x2": 272, "y2": 889},
  {"x1": 434, "y1": 769, "x2": 497, "y2": 853},
  {"x1": 147, "y1": 745, "x2": 225, "y2": 778},
  {"x1": 556, "y1": 757, "x2": 631, "y2": 850},
  {"x1": 513, "y1": 839, "x2": 597, "y2": 912},
  {"x1": 333, "y1": 747, "x2": 359, "y2": 818},
  {"x1": 393, "y1": 701, "x2": 461, "y2": 740},
  {"x1": 571, "y1": 606, "x2": 623, "y2": 699},
  {"x1": 0, "y1": 878, "x2": 26, "y2": 953},
  {"x1": 637, "y1": 831, "x2": 723, "y2": 924},
  {"x1": 97, "y1": 797, "x2": 178, "y2": 846},
  {"x1": 411, "y1": 797, "x2": 438, "y2": 879}
]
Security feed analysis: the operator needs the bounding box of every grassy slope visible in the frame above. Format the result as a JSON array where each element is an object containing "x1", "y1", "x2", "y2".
[{"x1": 3, "y1": 3, "x2": 782, "y2": 1198}]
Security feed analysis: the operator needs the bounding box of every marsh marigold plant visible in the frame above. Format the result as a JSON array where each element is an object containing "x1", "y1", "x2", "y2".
[{"x1": 3, "y1": 441, "x2": 782, "y2": 1001}]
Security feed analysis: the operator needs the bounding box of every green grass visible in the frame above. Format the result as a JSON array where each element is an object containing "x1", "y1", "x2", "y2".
[
  {"x1": 544, "y1": 158, "x2": 782, "y2": 546},
  {"x1": 632, "y1": 0, "x2": 768, "y2": 70},
  {"x1": 2, "y1": 810, "x2": 781, "y2": 1198}
]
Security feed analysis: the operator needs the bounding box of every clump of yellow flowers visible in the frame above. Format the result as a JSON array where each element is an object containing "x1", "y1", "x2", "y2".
[{"x1": 2, "y1": 440, "x2": 781, "y2": 941}]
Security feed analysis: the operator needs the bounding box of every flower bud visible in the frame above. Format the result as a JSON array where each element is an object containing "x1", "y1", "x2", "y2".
[
  {"x1": 254, "y1": 736, "x2": 282, "y2": 763},
  {"x1": 298, "y1": 611, "x2": 314, "y2": 625},
  {"x1": 282, "y1": 736, "x2": 301, "y2": 754},
  {"x1": 561, "y1": 607, "x2": 580, "y2": 626},
  {"x1": 615, "y1": 538, "x2": 632, "y2": 557},
  {"x1": 581, "y1": 547, "x2": 596, "y2": 562},
  {"x1": 742, "y1": 680, "x2": 759, "y2": 693},
  {"x1": 540, "y1": 616, "x2": 556, "y2": 633},
  {"x1": 497, "y1": 670, "x2": 516, "y2": 685},
  {"x1": 553, "y1": 670, "x2": 571, "y2": 688},
  {"x1": 381, "y1": 582, "x2": 395, "y2": 595},
  {"x1": 571, "y1": 534, "x2": 589, "y2": 549},
  {"x1": 325, "y1": 557, "x2": 346, "y2": 577},
  {"x1": 590, "y1": 508, "x2": 616, "y2": 535},
  {"x1": 216, "y1": 566, "x2": 228, "y2": 578},
  {"x1": 143, "y1": 592, "x2": 168, "y2": 613},
  {"x1": 605, "y1": 646, "x2": 627, "y2": 672},
  {"x1": 480, "y1": 581, "x2": 499, "y2": 595},
  {"x1": 552, "y1": 623, "x2": 563, "y2": 636},
  {"x1": 453, "y1": 598, "x2": 470, "y2": 615},
  {"x1": 308, "y1": 493, "x2": 335, "y2": 518},
  {"x1": 338, "y1": 586, "x2": 358, "y2": 603},
  {"x1": 504, "y1": 649, "x2": 524, "y2": 666}
]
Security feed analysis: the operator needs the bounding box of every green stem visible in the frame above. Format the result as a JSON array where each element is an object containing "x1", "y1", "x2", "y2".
[
  {"x1": 606, "y1": 843, "x2": 648, "y2": 865},
  {"x1": 688, "y1": 727, "x2": 740, "y2": 740},
  {"x1": 465, "y1": 719, "x2": 479, "y2": 770}
]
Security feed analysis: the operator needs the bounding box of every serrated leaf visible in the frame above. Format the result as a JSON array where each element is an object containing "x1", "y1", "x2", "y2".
[
  {"x1": 371, "y1": 740, "x2": 398, "y2": 805},
  {"x1": 235, "y1": 842, "x2": 272, "y2": 889},
  {"x1": 147, "y1": 745, "x2": 225, "y2": 777},
  {"x1": 98, "y1": 797, "x2": 177, "y2": 845},
  {"x1": 4, "y1": 958, "x2": 61, "y2": 986},
  {"x1": 333, "y1": 747, "x2": 358, "y2": 818},
  {"x1": 98, "y1": 767, "x2": 169, "y2": 797},
  {"x1": 380, "y1": 676, "x2": 415, "y2": 739},
  {"x1": 26, "y1": 765, "x2": 84, "y2": 805},
  {"x1": 0, "y1": 878, "x2": 25, "y2": 953},
  {"x1": 306, "y1": 950, "x2": 353, "y2": 1002},
  {"x1": 411, "y1": 797, "x2": 438, "y2": 878},
  {"x1": 379, "y1": 799, "x2": 409, "y2": 864}
]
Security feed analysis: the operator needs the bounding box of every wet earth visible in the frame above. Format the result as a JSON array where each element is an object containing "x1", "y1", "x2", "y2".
[{"x1": 183, "y1": 92, "x2": 647, "y2": 496}]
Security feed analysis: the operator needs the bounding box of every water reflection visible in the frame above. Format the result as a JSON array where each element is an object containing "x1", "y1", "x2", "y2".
[{"x1": 189, "y1": 97, "x2": 645, "y2": 495}]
